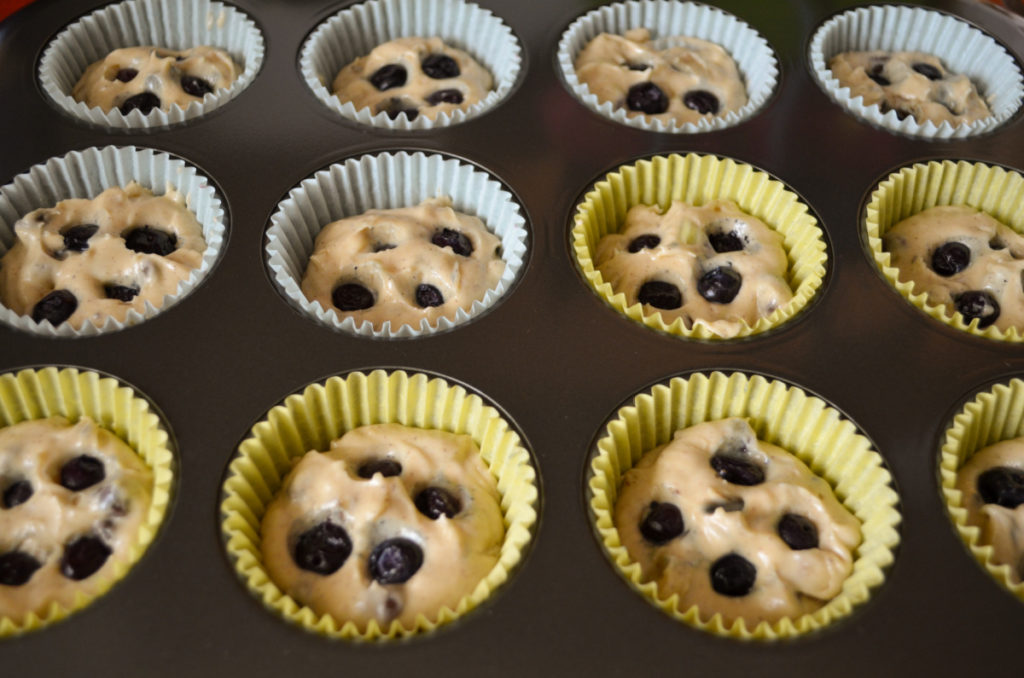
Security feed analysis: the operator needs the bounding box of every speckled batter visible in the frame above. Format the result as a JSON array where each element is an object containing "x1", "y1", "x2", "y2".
[
  {"x1": 332, "y1": 37, "x2": 492, "y2": 121},
  {"x1": 828, "y1": 51, "x2": 991, "y2": 126},
  {"x1": 72, "y1": 46, "x2": 239, "y2": 114},
  {"x1": 956, "y1": 438, "x2": 1024, "y2": 583},
  {"x1": 300, "y1": 197, "x2": 505, "y2": 331},
  {"x1": 594, "y1": 199, "x2": 792, "y2": 337},
  {"x1": 614, "y1": 418, "x2": 861, "y2": 625},
  {"x1": 0, "y1": 183, "x2": 207, "y2": 329},
  {"x1": 0, "y1": 417, "x2": 153, "y2": 621},
  {"x1": 261, "y1": 423, "x2": 504, "y2": 629},
  {"x1": 883, "y1": 206, "x2": 1024, "y2": 332},
  {"x1": 574, "y1": 29, "x2": 747, "y2": 126}
]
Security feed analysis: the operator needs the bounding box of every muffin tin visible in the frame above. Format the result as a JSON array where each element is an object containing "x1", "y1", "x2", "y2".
[{"x1": 2, "y1": 0, "x2": 1024, "y2": 674}]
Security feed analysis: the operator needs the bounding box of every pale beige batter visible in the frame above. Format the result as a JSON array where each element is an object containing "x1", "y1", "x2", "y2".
[
  {"x1": 883, "y1": 206, "x2": 1024, "y2": 332},
  {"x1": 332, "y1": 37, "x2": 492, "y2": 121},
  {"x1": 956, "y1": 438, "x2": 1024, "y2": 583},
  {"x1": 594, "y1": 199, "x2": 792, "y2": 338},
  {"x1": 614, "y1": 418, "x2": 861, "y2": 625},
  {"x1": 829, "y1": 51, "x2": 991, "y2": 126},
  {"x1": 574, "y1": 29, "x2": 747, "y2": 126},
  {"x1": 261, "y1": 423, "x2": 504, "y2": 630},
  {"x1": 72, "y1": 46, "x2": 239, "y2": 114},
  {"x1": 0, "y1": 417, "x2": 153, "y2": 621},
  {"x1": 301, "y1": 197, "x2": 505, "y2": 331},
  {"x1": 0, "y1": 183, "x2": 207, "y2": 329}
]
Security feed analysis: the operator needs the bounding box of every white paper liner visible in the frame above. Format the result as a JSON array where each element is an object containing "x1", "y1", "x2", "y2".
[
  {"x1": 808, "y1": 5, "x2": 1023, "y2": 139},
  {"x1": 265, "y1": 151, "x2": 527, "y2": 338},
  {"x1": 557, "y1": 0, "x2": 779, "y2": 134},
  {"x1": 0, "y1": 146, "x2": 227, "y2": 337},
  {"x1": 300, "y1": 0, "x2": 521, "y2": 130},
  {"x1": 38, "y1": 0, "x2": 265, "y2": 129}
]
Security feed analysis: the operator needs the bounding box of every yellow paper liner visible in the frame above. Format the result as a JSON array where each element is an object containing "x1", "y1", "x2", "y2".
[
  {"x1": 220, "y1": 369, "x2": 538, "y2": 641},
  {"x1": 0, "y1": 366, "x2": 175, "y2": 637},
  {"x1": 571, "y1": 153, "x2": 826, "y2": 339},
  {"x1": 588, "y1": 371, "x2": 901, "y2": 640},
  {"x1": 865, "y1": 160, "x2": 1024, "y2": 342},
  {"x1": 941, "y1": 377, "x2": 1024, "y2": 601}
]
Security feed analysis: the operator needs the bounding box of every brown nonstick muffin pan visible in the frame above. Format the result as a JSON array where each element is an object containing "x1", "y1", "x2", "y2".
[{"x1": 2, "y1": 0, "x2": 1024, "y2": 674}]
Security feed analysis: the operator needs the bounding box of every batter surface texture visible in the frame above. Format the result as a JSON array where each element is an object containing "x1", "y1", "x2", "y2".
[
  {"x1": 260, "y1": 423, "x2": 504, "y2": 629},
  {"x1": 614, "y1": 418, "x2": 861, "y2": 625}
]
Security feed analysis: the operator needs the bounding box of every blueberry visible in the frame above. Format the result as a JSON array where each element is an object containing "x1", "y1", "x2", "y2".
[
  {"x1": 624, "y1": 62, "x2": 650, "y2": 71},
  {"x1": 123, "y1": 226, "x2": 177, "y2": 255},
  {"x1": 368, "y1": 538, "x2": 423, "y2": 584},
  {"x1": 332, "y1": 283, "x2": 375, "y2": 311},
  {"x1": 32, "y1": 289, "x2": 77, "y2": 326},
  {"x1": 710, "y1": 553, "x2": 756, "y2": 597},
  {"x1": 627, "y1": 234, "x2": 660, "y2": 253},
  {"x1": 710, "y1": 450, "x2": 764, "y2": 486},
  {"x1": 369, "y1": 64, "x2": 407, "y2": 91},
  {"x1": 379, "y1": 98, "x2": 419, "y2": 120},
  {"x1": 977, "y1": 467, "x2": 1024, "y2": 509},
  {"x1": 180, "y1": 75, "x2": 213, "y2": 98},
  {"x1": 989, "y1": 237, "x2": 1006, "y2": 250},
  {"x1": 293, "y1": 521, "x2": 352, "y2": 575},
  {"x1": 431, "y1": 228, "x2": 473, "y2": 256},
  {"x1": 637, "y1": 280, "x2": 682, "y2": 310},
  {"x1": 931, "y1": 242, "x2": 971, "y2": 277},
  {"x1": 104, "y1": 284, "x2": 140, "y2": 302},
  {"x1": 697, "y1": 267, "x2": 742, "y2": 304},
  {"x1": 421, "y1": 54, "x2": 460, "y2": 79},
  {"x1": 868, "y1": 64, "x2": 890, "y2": 87},
  {"x1": 954, "y1": 290, "x2": 1000, "y2": 328},
  {"x1": 114, "y1": 68, "x2": 138, "y2": 82},
  {"x1": 777, "y1": 513, "x2": 819, "y2": 550},
  {"x1": 425, "y1": 89, "x2": 464, "y2": 106},
  {"x1": 0, "y1": 551, "x2": 41, "y2": 586},
  {"x1": 879, "y1": 102, "x2": 910, "y2": 120},
  {"x1": 60, "y1": 535, "x2": 112, "y2": 580},
  {"x1": 62, "y1": 224, "x2": 99, "y2": 252},
  {"x1": 708, "y1": 230, "x2": 744, "y2": 253},
  {"x1": 639, "y1": 501, "x2": 684, "y2": 544},
  {"x1": 119, "y1": 91, "x2": 161, "y2": 115},
  {"x1": 912, "y1": 63, "x2": 943, "y2": 80},
  {"x1": 683, "y1": 89, "x2": 720, "y2": 115},
  {"x1": 415, "y1": 486, "x2": 461, "y2": 519},
  {"x1": 357, "y1": 459, "x2": 402, "y2": 478},
  {"x1": 2, "y1": 480, "x2": 33, "y2": 508},
  {"x1": 626, "y1": 82, "x2": 669, "y2": 114},
  {"x1": 415, "y1": 284, "x2": 444, "y2": 308},
  {"x1": 60, "y1": 455, "x2": 106, "y2": 491}
]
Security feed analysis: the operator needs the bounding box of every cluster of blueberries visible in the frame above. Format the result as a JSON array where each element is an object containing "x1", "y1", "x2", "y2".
[
  {"x1": 931, "y1": 241, "x2": 1001, "y2": 329},
  {"x1": 367, "y1": 53, "x2": 467, "y2": 121},
  {"x1": 114, "y1": 63, "x2": 215, "y2": 116}
]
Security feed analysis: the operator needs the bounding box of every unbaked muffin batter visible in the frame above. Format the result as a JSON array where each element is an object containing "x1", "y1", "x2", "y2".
[
  {"x1": 574, "y1": 29, "x2": 747, "y2": 126},
  {"x1": 332, "y1": 37, "x2": 492, "y2": 121},
  {"x1": 301, "y1": 197, "x2": 505, "y2": 331},
  {"x1": 0, "y1": 183, "x2": 207, "y2": 329},
  {"x1": 72, "y1": 46, "x2": 239, "y2": 115},
  {"x1": 883, "y1": 205, "x2": 1024, "y2": 332},
  {"x1": 261, "y1": 423, "x2": 504, "y2": 629},
  {"x1": 594, "y1": 199, "x2": 792, "y2": 337},
  {"x1": 614, "y1": 418, "x2": 861, "y2": 625},
  {"x1": 956, "y1": 437, "x2": 1024, "y2": 583},
  {"x1": 0, "y1": 417, "x2": 153, "y2": 621},
  {"x1": 828, "y1": 51, "x2": 991, "y2": 126}
]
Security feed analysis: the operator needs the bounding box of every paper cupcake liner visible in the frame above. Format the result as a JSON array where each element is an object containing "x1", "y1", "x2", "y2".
[
  {"x1": 557, "y1": 0, "x2": 778, "y2": 134},
  {"x1": 588, "y1": 370, "x2": 900, "y2": 640},
  {"x1": 864, "y1": 159, "x2": 1024, "y2": 341},
  {"x1": 571, "y1": 153, "x2": 826, "y2": 340},
  {"x1": 265, "y1": 151, "x2": 528, "y2": 338},
  {"x1": 0, "y1": 146, "x2": 226, "y2": 337},
  {"x1": 38, "y1": 0, "x2": 265, "y2": 129},
  {"x1": 941, "y1": 377, "x2": 1024, "y2": 601},
  {"x1": 0, "y1": 366, "x2": 175, "y2": 637},
  {"x1": 808, "y1": 5, "x2": 1023, "y2": 139},
  {"x1": 219, "y1": 368, "x2": 538, "y2": 640},
  {"x1": 300, "y1": 0, "x2": 521, "y2": 130}
]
